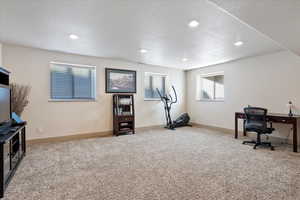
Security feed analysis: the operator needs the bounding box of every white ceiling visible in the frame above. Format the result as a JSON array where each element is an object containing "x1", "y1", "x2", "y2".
[
  {"x1": 0, "y1": 0, "x2": 282, "y2": 70},
  {"x1": 210, "y1": 0, "x2": 300, "y2": 56}
]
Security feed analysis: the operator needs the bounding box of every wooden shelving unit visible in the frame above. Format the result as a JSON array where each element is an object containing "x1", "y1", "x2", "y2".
[{"x1": 113, "y1": 94, "x2": 135, "y2": 136}]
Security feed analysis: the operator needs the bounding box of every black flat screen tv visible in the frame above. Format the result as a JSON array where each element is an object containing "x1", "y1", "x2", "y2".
[{"x1": 0, "y1": 84, "x2": 11, "y2": 125}]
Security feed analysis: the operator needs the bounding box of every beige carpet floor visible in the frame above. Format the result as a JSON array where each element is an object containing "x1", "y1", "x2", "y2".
[{"x1": 3, "y1": 127, "x2": 300, "y2": 200}]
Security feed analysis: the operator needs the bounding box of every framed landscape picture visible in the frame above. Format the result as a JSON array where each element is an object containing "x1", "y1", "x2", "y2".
[{"x1": 105, "y1": 68, "x2": 136, "y2": 93}]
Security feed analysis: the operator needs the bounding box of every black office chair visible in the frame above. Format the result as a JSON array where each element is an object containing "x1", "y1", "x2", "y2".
[{"x1": 242, "y1": 107, "x2": 275, "y2": 150}]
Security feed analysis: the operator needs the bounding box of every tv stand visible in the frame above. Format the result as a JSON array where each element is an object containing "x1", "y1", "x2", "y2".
[
  {"x1": 0, "y1": 124, "x2": 26, "y2": 198},
  {"x1": 0, "y1": 123, "x2": 13, "y2": 136}
]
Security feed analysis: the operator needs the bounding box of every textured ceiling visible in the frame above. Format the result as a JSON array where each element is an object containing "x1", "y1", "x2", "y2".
[
  {"x1": 0, "y1": 0, "x2": 282, "y2": 69},
  {"x1": 209, "y1": 0, "x2": 300, "y2": 56}
]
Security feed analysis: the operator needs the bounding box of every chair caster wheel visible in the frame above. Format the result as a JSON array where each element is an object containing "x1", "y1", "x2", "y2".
[
  {"x1": 271, "y1": 146, "x2": 275, "y2": 151},
  {"x1": 253, "y1": 146, "x2": 257, "y2": 150},
  {"x1": 242, "y1": 141, "x2": 246, "y2": 144}
]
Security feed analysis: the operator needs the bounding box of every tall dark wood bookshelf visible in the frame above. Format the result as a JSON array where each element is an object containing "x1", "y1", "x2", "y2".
[{"x1": 113, "y1": 94, "x2": 135, "y2": 136}]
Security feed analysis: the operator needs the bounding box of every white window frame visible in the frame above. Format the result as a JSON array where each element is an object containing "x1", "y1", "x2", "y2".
[
  {"x1": 49, "y1": 61, "x2": 97, "y2": 102},
  {"x1": 197, "y1": 71, "x2": 224, "y2": 102},
  {"x1": 144, "y1": 72, "x2": 168, "y2": 101}
]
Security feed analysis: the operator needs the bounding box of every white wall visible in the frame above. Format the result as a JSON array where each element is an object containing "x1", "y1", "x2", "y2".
[
  {"x1": 187, "y1": 51, "x2": 300, "y2": 141},
  {"x1": 0, "y1": 43, "x2": 2, "y2": 65},
  {"x1": 3, "y1": 44, "x2": 186, "y2": 140}
]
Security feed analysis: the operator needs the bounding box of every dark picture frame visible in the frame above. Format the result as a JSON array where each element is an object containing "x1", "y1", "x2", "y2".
[{"x1": 105, "y1": 68, "x2": 137, "y2": 93}]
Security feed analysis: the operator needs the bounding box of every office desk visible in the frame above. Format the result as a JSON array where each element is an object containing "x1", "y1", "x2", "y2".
[{"x1": 235, "y1": 112, "x2": 300, "y2": 152}]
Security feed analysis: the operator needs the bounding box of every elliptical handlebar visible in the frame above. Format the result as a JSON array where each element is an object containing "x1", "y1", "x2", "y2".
[
  {"x1": 170, "y1": 85, "x2": 177, "y2": 104},
  {"x1": 156, "y1": 85, "x2": 178, "y2": 104},
  {"x1": 156, "y1": 88, "x2": 163, "y2": 100}
]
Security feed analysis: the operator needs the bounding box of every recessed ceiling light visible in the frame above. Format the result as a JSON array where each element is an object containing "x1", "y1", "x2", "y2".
[
  {"x1": 182, "y1": 58, "x2": 188, "y2": 62},
  {"x1": 69, "y1": 34, "x2": 79, "y2": 40},
  {"x1": 188, "y1": 20, "x2": 199, "y2": 28},
  {"x1": 234, "y1": 41, "x2": 244, "y2": 46},
  {"x1": 140, "y1": 49, "x2": 148, "y2": 53}
]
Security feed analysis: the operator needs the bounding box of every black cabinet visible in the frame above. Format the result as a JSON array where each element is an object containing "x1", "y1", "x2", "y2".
[{"x1": 0, "y1": 125, "x2": 26, "y2": 198}]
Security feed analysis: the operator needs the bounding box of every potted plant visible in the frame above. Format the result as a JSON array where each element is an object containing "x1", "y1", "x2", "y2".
[{"x1": 10, "y1": 83, "x2": 30, "y2": 116}]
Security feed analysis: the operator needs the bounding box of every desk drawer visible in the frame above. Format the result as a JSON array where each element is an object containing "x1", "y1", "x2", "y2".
[{"x1": 267, "y1": 116, "x2": 294, "y2": 124}]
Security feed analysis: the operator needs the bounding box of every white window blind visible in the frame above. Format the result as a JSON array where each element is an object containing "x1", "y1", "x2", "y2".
[
  {"x1": 50, "y1": 63, "x2": 96, "y2": 100},
  {"x1": 144, "y1": 73, "x2": 167, "y2": 100}
]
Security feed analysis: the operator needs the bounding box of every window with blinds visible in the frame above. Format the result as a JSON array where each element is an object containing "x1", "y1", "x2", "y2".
[
  {"x1": 144, "y1": 72, "x2": 167, "y2": 100},
  {"x1": 50, "y1": 63, "x2": 96, "y2": 100}
]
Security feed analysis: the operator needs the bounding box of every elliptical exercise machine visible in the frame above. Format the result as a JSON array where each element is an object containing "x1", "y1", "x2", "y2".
[{"x1": 156, "y1": 86, "x2": 191, "y2": 130}]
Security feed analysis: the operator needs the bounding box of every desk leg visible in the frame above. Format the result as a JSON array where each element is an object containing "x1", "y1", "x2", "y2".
[
  {"x1": 235, "y1": 115, "x2": 238, "y2": 139},
  {"x1": 293, "y1": 122, "x2": 298, "y2": 153}
]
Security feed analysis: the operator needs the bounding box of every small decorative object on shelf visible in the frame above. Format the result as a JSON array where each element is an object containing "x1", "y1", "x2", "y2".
[
  {"x1": 113, "y1": 94, "x2": 135, "y2": 136},
  {"x1": 287, "y1": 101, "x2": 293, "y2": 117}
]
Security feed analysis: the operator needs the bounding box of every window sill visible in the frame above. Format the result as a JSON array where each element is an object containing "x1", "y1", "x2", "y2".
[
  {"x1": 197, "y1": 99, "x2": 224, "y2": 102},
  {"x1": 48, "y1": 99, "x2": 97, "y2": 102},
  {"x1": 144, "y1": 98, "x2": 161, "y2": 101}
]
